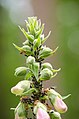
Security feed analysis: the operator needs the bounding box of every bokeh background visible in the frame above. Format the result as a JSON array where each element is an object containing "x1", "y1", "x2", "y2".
[{"x1": 0, "y1": 0, "x2": 79, "y2": 119}]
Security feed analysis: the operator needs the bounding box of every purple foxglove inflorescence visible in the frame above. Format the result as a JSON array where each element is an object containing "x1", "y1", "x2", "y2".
[{"x1": 11, "y1": 17, "x2": 70, "y2": 119}]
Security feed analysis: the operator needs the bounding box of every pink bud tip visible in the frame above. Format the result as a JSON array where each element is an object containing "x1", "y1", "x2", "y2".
[
  {"x1": 36, "y1": 108, "x2": 50, "y2": 119},
  {"x1": 54, "y1": 96, "x2": 68, "y2": 113}
]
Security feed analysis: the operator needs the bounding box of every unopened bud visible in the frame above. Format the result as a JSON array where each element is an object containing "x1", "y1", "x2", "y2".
[
  {"x1": 11, "y1": 80, "x2": 30, "y2": 96},
  {"x1": 41, "y1": 62, "x2": 53, "y2": 70},
  {"x1": 53, "y1": 96, "x2": 68, "y2": 113},
  {"x1": 36, "y1": 108, "x2": 50, "y2": 119},
  {"x1": 21, "y1": 45, "x2": 31, "y2": 54},
  {"x1": 49, "y1": 110, "x2": 61, "y2": 119},
  {"x1": 26, "y1": 56, "x2": 35, "y2": 64},
  {"x1": 47, "y1": 89, "x2": 62, "y2": 99},
  {"x1": 14, "y1": 67, "x2": 27, "y2": 76},
  {"x1": 34, "y1": 101, "x2": 47, "y2": 114},
  {"x1": 40, "y1": 68, "x2": 53, "y2": 81},
  {"x1": 47, "y1": 89, "x2": 67, "y2": 113},
  {"x1": 39, "y1": 46, "x2": 53, "y2": 59}
]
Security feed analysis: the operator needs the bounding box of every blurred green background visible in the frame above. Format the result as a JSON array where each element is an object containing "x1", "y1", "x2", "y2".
[{"x1": 0, "y1": 0, "x2": 79, "y2": 119}]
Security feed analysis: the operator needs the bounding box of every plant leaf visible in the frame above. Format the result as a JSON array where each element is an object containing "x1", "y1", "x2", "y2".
[
  {"x1": 41, "y1": 31, "x2": 51, "y2": 44},
  {"x1": 21, "y1": 88, "x2": 38, "y2": 96},
  {"x1": 18, "y1": 26, "x2": 34, "y2": 42},
  {"x1": 31, "y1": 62, "x2": 39, "y2": 80}
]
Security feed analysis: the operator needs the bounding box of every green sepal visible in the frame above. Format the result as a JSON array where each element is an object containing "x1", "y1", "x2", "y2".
[
  {"x1": 19, "y1": 26, "x2": 34, "y2": 42},
  {"x1": 13, "y1": 43, "x2": 22, "y2": 52},
  {"x1": 21, "y1": 88, "x2": 38, "y2": 96},
  {"x1": 41, "y1": 31, "x2": 51, "y2": 44},
  {"x1": 52, "y1": 68, "x2": 61, "y2": 73},
  {"x1": 35, "y1": 24, "x2": 44, "y2": 38},
  {"x1": 15, "y1": 102, "x2": 27, "y2": 117},
  {"x1": 14, "y1": 67, "x2": 28, "y2": 76},
  {"x1": 33, "y1": 37, "x2": 41, "y2": 51},
  {"x1": 24, "y1": 70, "x2": 33, "y2": 80},
  {"x1": 31, "y1": 62, "x2": 39, "y2": 80},
  {"x1": 62, "y1": 94, "x2": 71, "y2": 100},
  {"x1": 23, "y1": 40, "x2": 30, "y2": 46},
  {"x1": 49, "y1": 110, "x2": 61, "y2": 119}
]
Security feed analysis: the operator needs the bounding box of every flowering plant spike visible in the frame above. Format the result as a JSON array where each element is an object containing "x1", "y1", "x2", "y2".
[{"x1": 11, "y1": 17, "x2": 70, "y2": 119}]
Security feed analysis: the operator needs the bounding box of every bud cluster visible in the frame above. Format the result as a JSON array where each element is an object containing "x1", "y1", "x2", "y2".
[{"x1": 11, "y1": 17, "x2": 70, "y2": 119}]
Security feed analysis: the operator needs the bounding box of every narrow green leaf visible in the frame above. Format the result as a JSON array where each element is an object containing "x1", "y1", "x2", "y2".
[
  {"x1": 33, "y1": 37, "x2": 41, "y2": 51},
  {"x1": 62, "y1": 94, "x2": 71, "y2": 100},
  {"x1": 15, "y1": 102, "x2": 27, "y2": 117},
  {"x1": 52, "y1": 68, "x2": 61, "y2": 73},
  {"x1": 24, "y1": 71, "x2": 32, "y2": 80},
  {"x1": 31, "y1": 63, "x2": 39, "y2": 80},
  {"x1": 18, "y1": 26, "x2": 34, "y2": 42},
  {"x1": 13, "y1": 43, "x2": 22, "y2": 52},
  {"x1": 21, "y1": 88, "x2": 38, "y2": 96},
  {"x1": 41, "y1": 31, "x2": 51, "y2": 44},
  {"x1": 35, "y1": 24, "x2": 44, "y2": 38}
]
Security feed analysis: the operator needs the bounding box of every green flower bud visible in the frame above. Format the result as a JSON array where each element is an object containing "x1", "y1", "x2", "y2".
[
  {"x1": 11, "y1": 80, "x2": 31, "y2": 96},
  {"x1": 11, "y1": 87, "x2": 24, "y2": 96},
  {"x1": 47, "y1": 89, "x2": 68, "y2": 113},
  {"x1": 15, "y1": 102, "x2": 27, "y2": 118},
  {"x1": 14, "y1": 67, "x2": 27, "y2": 76},
  {"x1": 21, "y1": 45, "x2": 31, "y2": 54},
  {"x1": 41, "y1": 62, "x2": 53, "y2": 70},
  {"x1": 23, "y1": 40, "x2": 30, "y2": 45},
  {"x1": 39, "y1": 46, "x2": 53, "y2": 59},
  {"x1": 49, "y1": 110, "x2": 61, "y2": 119},
  {"x1": 54, "y1": 96, "x2": 68, "y2": 113},
  {"x1": 47, "y1": 89, "x2": 62, "y2": 99},
  {"x1": 34, "y1": 101, "x2": 47, "y2": 114},
  {"x1": 26, "y1": 56, "x2": 35, "y2": 64},
  {"x1": 40, "y1": 68, "x2": 53, "y2": 81}
]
